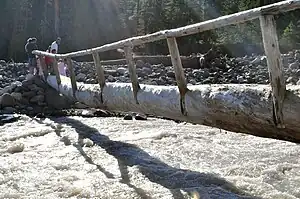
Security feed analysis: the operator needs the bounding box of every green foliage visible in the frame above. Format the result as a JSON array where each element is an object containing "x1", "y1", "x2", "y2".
[
  {"x1": 0, "y1": 0, "x2": 300, "y2": 61},
  {"x1": 280, "y1": 21, "x2": 300, "y2": 48}
]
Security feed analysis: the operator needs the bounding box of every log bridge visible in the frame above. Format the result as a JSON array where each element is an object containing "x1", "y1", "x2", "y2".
[{"x1": 34, "y1": 0, "x2": 300, "y2": 143}]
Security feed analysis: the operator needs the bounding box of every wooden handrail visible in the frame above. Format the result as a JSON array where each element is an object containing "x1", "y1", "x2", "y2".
[
  {"x1": 34, "y1": 0, "x2": 300, "y2": 129},
  {"x1": 33, "y1": 0, "x2": 300, "y2": 58}
]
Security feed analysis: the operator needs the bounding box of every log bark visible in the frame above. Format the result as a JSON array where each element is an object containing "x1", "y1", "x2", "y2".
[{"x1": 47, "y1": 75, "x2": 300, "y2": 143}]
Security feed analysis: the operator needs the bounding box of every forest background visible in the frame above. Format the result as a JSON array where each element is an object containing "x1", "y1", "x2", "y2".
[{"x1": 1, "y1": 0, "x2": 300, "y2": 62}]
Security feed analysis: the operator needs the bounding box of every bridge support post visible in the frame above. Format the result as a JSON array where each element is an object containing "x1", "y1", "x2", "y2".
[
  {"x1": 92, "y1": 52, "x2": 106, "y2": 103},
  {"x1": 124, "y1": 46, "x2": 140, "y2": 104},
  {"x1": 52, "y1": 58, "x2": 61, "y2": 91},
  {"x1": 167, "y1": 37, "x2": 188, "y2": 116},
  {"x1": 260, "y1": 15, "x2": 286, "y2": 128},
  {"x1": 38, "y1": 55, "x2": 48, "y2": 81},
  {"x1": 66, "y1": 58, "x2": 77, "y2": 97}
]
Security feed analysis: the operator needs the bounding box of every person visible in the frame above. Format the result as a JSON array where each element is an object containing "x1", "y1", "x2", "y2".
[
  {"x1": 25, "y1": 37, "x2": 39, "y2": 75},
  {"x1": 57, "y1": 58, "x2": 68, "y2": 77},
  {"x1": 50, "y1": 37, "x2": 61, "y2": 53},
  {"x1": 45, "y1": 46, "x2": 56, "y2": 75}
]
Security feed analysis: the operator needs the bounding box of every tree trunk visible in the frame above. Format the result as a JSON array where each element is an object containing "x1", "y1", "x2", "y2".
[
  {"x1": 54, "y1": 0, "x2": 59, "y2": 37},
  {"x1": 47, "y1": 75, "x2": 300, "y2": 143}
]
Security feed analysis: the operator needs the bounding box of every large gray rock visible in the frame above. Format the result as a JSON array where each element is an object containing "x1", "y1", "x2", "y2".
[
  {"x1": 0, "y1": 81, "x2": 22, "y2": 96},
  {"x1": 117, "y1": 67, "x2": 127, "y2": 75},
  {"x1": 0, "y1": 93, "x2": 16, "y2": 108},
  {"x1": 22, "y1": 91, "x2": 36, "y2": 98},
  {"x1": 2, "y1": 107, "x2": 17, "y2": 114},
  {"x1": 289, "y1": 61, "x2": 299, "y2": 70},
  {"x1": 11, "y1": 92, "x2": 22, "y2": 101},
  {"x1": 76, "y1": 73, "x2": 86, "y2": 81},
  {"x1": 45, "y1": 89, "x2": 72, "y2": 110},
  {"x1": 30, "y1": 95, "x2": 45, "y2": 104},
  {"x1": 135, "y1": 60, "x2": 144, "y2": 68},
  {"x1": 105, "y1": 70, "x2": 118, "y2": 76}
]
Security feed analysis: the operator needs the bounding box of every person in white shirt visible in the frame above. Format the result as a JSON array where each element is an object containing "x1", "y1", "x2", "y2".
[
  {"x1": 57, "y1": 59, "x2": 68, "y2": 77},
  {"x1": 50, "y1": 37, "x2": 61, "y2": 53}
]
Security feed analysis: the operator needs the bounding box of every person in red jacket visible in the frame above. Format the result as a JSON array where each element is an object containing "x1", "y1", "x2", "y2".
[{"x1": 44, "y1": 46, "x2": 57, "y2": 75}]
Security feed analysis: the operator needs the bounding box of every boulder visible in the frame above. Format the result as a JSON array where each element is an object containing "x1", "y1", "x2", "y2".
[
  {"x1": 76, "y1": 73, "x2": 86, "y2": 81},
  {"x1": 11, "y1": 92, "x2": 22, "y2": 101},
  {"x1": 289, "y1": 61, "x2": 299, "y2": 70},
  {"x1": 74, "y1": 102, "x2": 89, "y2": 109},
  {"x1": 45, "y1": 88, "x2": 72, "y2": 110},
  {"x1": 0, "y1": 93, "x2": 16, "y2": 108},
  {"x1": 30, "y1": 95, "x2": 45, "y2": 104},
  {"x1": 117, "y1": 67, "x2": 127, "y2": 75}
]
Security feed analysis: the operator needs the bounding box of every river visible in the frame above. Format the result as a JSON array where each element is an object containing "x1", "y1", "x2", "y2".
[{"x1": 0, "y1": 115, "x2": 299, "y2": 199}]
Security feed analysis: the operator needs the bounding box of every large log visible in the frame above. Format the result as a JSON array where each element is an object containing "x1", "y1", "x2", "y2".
[{"x1": 47, "y1": 75, "x2": 300, "y2": 143}]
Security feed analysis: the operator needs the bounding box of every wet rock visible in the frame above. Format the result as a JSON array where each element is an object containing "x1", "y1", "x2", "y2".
[
  {"x1": 135, "y1": 113, "x2": 147, "y2": 121},
  {"x1": 107, "y1": 75, "x2": 115, "y2": 82},
  {"x1": 117, "y1": 67, "x2": 127, "y2": 75},
  {"x1": 26, "y1": 106, "x2": 34, "y2": 111},
  {"x1": 22, "y1": 91, "x2": 36, "y2": 98},
  {"x1": 45, "y1": 89, "x2": 72, "y2": 110},
  {"x1": 136, "y1": 60, "x2": 144, "y2": 68},
  {"x1": 105, "y1": 69, "x2": 118, "y2": 76},
  {"x1": 142, "y1": 67, "x2": 152, "y2": 75},
  {"x1": 30, "y1": 95, "x2": 44, "y2": 103},
  {"x1": 7, "y1": 142, "x2": 25, "y2": 154},
  {"x1": 33, "y1": 77, "x2": 47, "y2": 89},
  {"x1": 295, "y1": 52, "x2": 300, "y2": 60},
  {"x1": 2, "y1": 107, "x2": 17, "y2": 114},
  {"x1": 93, "y1": 110, "x2": 111, "y2": 117},
  {"x1": 76, "y1": 73, "x2": 86, "y2": 81},
  {"x1": 74, "y1": 102, "x2": 89, "y2": 109},
  {"x1": 166, "y1": 71, "x2": 175, "y2": 78},
  {"x1": 0, "y1": 93, "x2": 16, "y2": 107},
  {"x1": 60, "y1": 136, "x2": 72, "y2": 146},
  {"x1": 0, "y1": 114, "x2": 20, "y2": 125},
  {"x1": 289, "y1": 61, "x2": 299, "y2": 70},
  {"x1": 123, "y1": 114, "x2": 133, "y2": 120},
  {"x1": 10, "y1": 92, "x2": 22, "y2": 101},
  {"x1": 286, "y1": 76, "x2": 296, "y2": 84},
  {"x1": 0, "y1": 81, "x2": 22, "y2": 96},
  {"x1": 79, "y1": 138, "x2": 94, "y2": 147}
]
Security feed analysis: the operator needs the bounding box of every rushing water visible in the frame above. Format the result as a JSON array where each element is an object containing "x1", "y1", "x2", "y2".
[{"x1": 0, "y1": 115, "x2": 299, "y2": 199}]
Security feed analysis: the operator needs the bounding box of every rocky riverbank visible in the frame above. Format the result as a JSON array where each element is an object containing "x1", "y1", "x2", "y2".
[
  {"x1": 71, "y1": 50, "x2": 300, "y2": 85},
  {"x1": 0, "y1": 75, "x2": 147, "y2": 120},
  {"x1": 1, "y1": 50, "x2": 300, "y2": 90},
  {"x1": 1, "y1": 50, "x2": 300, "y2": 117},
  {"x1": 0, "y1": 76, "x2": 73, "y2": 116}
]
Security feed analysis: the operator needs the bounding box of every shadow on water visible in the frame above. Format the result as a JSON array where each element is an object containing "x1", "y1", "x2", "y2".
[{"x1": 48, "y1": 116, "x2": 263, "y2": 199}]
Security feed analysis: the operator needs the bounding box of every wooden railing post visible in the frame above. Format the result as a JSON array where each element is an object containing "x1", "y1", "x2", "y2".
[
  {"x1": 38, "y1": 55, "x2": 48, "y2": 80},
  {"x1": 167, "y1": 37, "x2": 188, "y2": 116},
  {"x1": 52, "y1": 58, "x2": 61, "y2": 91},
  {"x1": 66, "y1": 58, "x2": 77, "y2": 97},
  {"x1": 92, "y1": 52, "x2": 106, "y2": 103},
  {"x1": 124, "y1": 46, "x2": 140, "y2": 104},
  {"x1": 260, "y1": 15, "x2": 286, "y2": 129}
]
